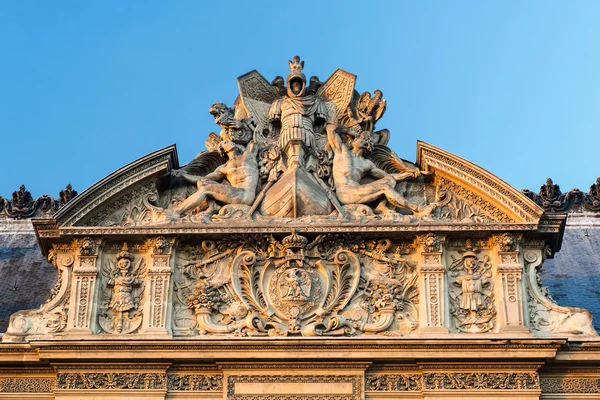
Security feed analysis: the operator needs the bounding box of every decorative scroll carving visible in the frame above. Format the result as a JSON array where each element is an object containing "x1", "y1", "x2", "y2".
[
  {"x1": 434, "y1": 178, "x2": 506, "y2": 223},
  {"x1": 524, "y1": 250, "x2": 597, "y2": 336},
  {"x1": 448, "y1": 242, "x2": 496, "y2": 333},
  {"x1": 522, "y1": 178, "x2": 581, "y2": 212},
  {"x1": 0, "y1": 184, "x2": 76, "y2": 220},
  {"x1": 56, "y1": 372, "x2": 166, "y2": 390},
  {"x1": 423, "y1": 372, "x2": 539, "y2": 390},
  {"x1": 98, "y1": 243, "x2": 146, "y2": 334},
  {"x1": 0, "y1": 378, "x2": 55, "y2": 393},
  {"x1": 365, "y1": 374, "x2": 422, "y2": 391},
  {"x1": 172, "y1": 232, "x2": 418, "y2": 337},
  {"x1": 540, "y1": 376, "x2": 600, "y2": 393}
]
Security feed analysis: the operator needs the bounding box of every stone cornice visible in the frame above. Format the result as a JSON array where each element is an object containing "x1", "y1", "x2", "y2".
[
  {"x1": 53, "y1": 145, "x2": 178, "y2": 228},
  {"x1": 417, "y1": 141, "x2": 544, "y2": 223}
]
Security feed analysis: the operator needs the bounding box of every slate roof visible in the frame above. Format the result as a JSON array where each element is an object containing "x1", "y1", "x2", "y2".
[
  {"x1": 0, "y1": 220, "x2": 57, "y2": 332},
  {"x1": 542, "y1": 216, "x2": 600, "y2": 331}
]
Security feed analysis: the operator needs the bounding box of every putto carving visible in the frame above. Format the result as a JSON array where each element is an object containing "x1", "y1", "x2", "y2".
[
  {"x1": 448, "y1": 242, "x2": 496, "y2": 333},
  {"x1": 173, "y1": 233, "x2": 419, "y2": 337},
  {"x1": 98, "y1": 243, "x2": 146, "y2": 334}
]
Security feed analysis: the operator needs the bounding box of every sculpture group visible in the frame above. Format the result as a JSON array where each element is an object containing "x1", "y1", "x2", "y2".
[{"x1": 159, "y1": 56, "x2": 432, "y2": 223}]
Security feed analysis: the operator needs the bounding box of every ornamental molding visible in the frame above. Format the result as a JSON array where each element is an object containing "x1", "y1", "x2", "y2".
[
  {"x1": 423, "y1": 372, "x2": 540, "y2": 390},
  {"x1": 417, "y1": 142, "x2": 543, "y2": 223},
  {"x1": 540, "y1": 376, "x2": 600, "y2": 394},
  {"x1": 53, "y1": 145, "x2": 177, "y2": 227},
  {"x1": 0, "y1": 184, "x2": 77, "y2": 220},
  {"x1": 227, "y1": 374, "x2": 362, "y2": 400},
  {"x1": 56, "y1": 372, "x2": 167, "y2": 390},
  {"x1": 0, "y1": 377, "x2": 55, "y2": 393}
]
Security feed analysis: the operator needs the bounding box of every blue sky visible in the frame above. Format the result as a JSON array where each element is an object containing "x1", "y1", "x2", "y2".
[{"x1": 1, "y1": 1, "x2": 599, "y2": 199}]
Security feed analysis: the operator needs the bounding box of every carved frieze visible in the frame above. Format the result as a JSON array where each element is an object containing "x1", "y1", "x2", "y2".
[
  {"x1": 56, "y1": 372, "x2": 166, "y2": 390},
  {"x1": 365, "y1": 374, "x2": 422, "y2": 391},
  {"x1": 423, "y1": 372, "x2": 539, "y2": 390},
  {"x1": 540, "y1": 376, "x2": 600, "y2": 394},
  {"x1": 173, "y1": 232, "x2": 419, "y2": 337},
  {"x1": 0, "y1": 378, "x2": 55, "y2": 393}
]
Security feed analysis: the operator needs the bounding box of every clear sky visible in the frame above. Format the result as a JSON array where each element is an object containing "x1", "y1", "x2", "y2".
[{"x1": 1, "y1": 1, "x2": 599, "y2": 199}]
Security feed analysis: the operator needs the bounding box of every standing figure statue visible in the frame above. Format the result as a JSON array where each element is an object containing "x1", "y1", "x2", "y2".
[
  {"x1": 108, "y1": 247, "x2": 142, "y2": 313},
  {"x1": 269, "y1": 56, "x2": 327, "y2": 166},
  {"x1": 458, "y1": 251, "x2": 485, "y2": 311},
  {"x1": 170, "y1": 138, "x2": 259, "y2": 217},
  {"x1": 325, "y1": 122, "x2": 430, "y2": 215}
]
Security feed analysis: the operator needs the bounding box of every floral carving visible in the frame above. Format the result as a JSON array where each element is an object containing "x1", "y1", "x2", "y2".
[
  {"x1": 167, "y1": 374, "x2": 223, "y2": 391},
  {"x1": 424, "y1": 372, "x2": 539, "y2": 390},
  {"x1": 365, "y1": 374, "x2": 422, "y2": 391},
  {"x1": 56, "y1": 372, "x2": 166, "y2": 390}
]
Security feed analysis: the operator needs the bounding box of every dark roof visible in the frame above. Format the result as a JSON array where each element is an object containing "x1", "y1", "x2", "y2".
[
  {"x1": 542, "y1": 219, "x2": 600, "y2": 331},
  {"x1": 0, "y1": 220, "x2": 57, "y2": 333}
]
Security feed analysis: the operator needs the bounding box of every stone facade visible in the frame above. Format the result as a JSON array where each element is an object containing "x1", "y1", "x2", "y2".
[{"x1": 0, "y1": 57, "x2": 599, "y2": 399}]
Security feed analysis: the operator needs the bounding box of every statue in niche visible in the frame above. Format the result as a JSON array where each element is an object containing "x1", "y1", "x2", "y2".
[
  {"x1": 169, "y1": 137, "x2": 259, "y2": 218},
  {"x1": 99, "y1": 243, "x2": 145, "y2": 334},
  {"x1": 448, "y1": 247, "x2": 495, "y2": 333},
  {"x1": 325, "y1": 122, "x2": 433, "y2": 215},
  {"x1": 268, "y1": 56, "x2": 327, "y2": 165}
]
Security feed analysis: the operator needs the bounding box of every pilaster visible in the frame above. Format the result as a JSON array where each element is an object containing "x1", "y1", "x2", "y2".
[
  {"x1": 493, "y1": 234, "x2": 530, "y2": 334},
  {"x1": 141, "y1": 236, "x2": 175, "y2": 336},
  {"x1": 418, "y1": 234, "x2": 448, "y2": 334},
  {"x1": 66, "y1": 237, "x2": 101, "y2": 335}
]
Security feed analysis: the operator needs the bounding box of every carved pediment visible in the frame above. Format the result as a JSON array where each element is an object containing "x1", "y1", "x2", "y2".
[
  {"x1": 417, "y1": 142, "x2": 543, "y2": 224},
  {"x1": 7, "y1": 56, "x2": 595, "y2": 347}
]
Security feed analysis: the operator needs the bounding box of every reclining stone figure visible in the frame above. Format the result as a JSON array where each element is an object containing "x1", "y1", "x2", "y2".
[
  {"x1": 169, "y1": 138, "x2": 259, "y2": 217},
  {"x1": 326, "y1": 122, "x2": 431, "y2": 215}
]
